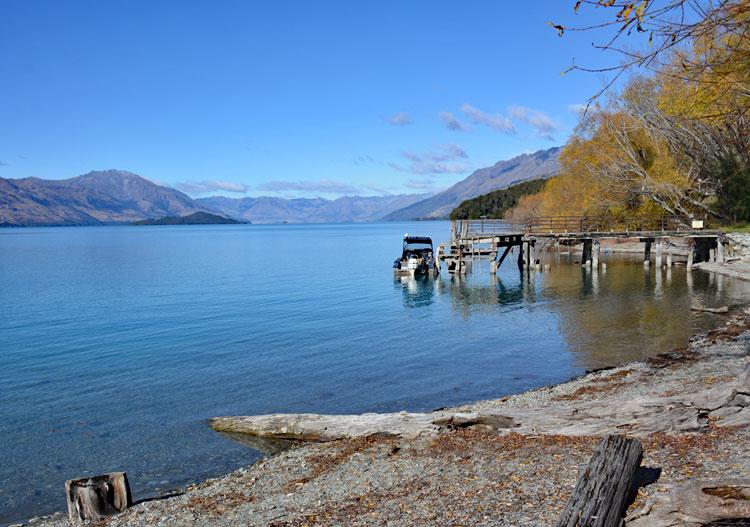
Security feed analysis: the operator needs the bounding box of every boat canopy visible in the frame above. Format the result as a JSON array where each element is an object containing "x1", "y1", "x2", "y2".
[
  {"x1": 403, "y1": 236, "x2": 433, "y2": 253},
  {"x1": 403, "y1": 236, "x2": 432, "y2": 245}
]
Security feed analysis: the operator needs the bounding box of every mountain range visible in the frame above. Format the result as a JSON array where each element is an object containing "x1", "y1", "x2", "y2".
[
  {"x1": 0, "y1": 170, "x2": 426, "y2": 226},
  {"x1": 198, "y1": 194, "x2": 429, "y2": 224},
  {"x1": 383, "y1": 146, "x2": 561, "y2": 220},
  {"x1": 0, "y1": 147, "x2": 561, "y2": 226}
]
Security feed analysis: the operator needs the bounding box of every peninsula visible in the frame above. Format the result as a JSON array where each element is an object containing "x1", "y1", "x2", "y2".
[{"x1": 132, "y1": 212, "x2": 245, "y2": 226}]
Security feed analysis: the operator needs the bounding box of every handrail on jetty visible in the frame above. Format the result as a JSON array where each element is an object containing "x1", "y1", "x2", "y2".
[{"x1": 455, "y1": 215, "x2": 710, "y2": 238}]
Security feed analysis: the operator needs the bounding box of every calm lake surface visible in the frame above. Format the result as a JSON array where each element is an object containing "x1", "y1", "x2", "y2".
[{"x1": 1, "y1": 222, "x2": 748, "y2": 523}]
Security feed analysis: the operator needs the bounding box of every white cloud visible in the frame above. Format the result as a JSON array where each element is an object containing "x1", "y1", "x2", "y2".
[
  {"x1": 257, "y1": 179, "x2": 362, "y2": 195},
  {"x1": 438, "y1": 111, "x2": 468, "y2": 131},
  {"x1": 390, "y1": 144, "x2": 470, "y2": 175},
  {"x1": 509, "y1": 105, "x2": 561, "y2": 140},
  {"x1": 175, "y1": 180, "x2": 249, "y2": 195},
  {"x1": 460, "y1": 103, "x2": 514, "y2": 133},
  {"x1": 388, "y1": 112, "x2": 413, "y2": 126}
]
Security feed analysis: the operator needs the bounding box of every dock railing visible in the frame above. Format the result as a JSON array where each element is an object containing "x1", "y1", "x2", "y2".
[
  {"x1": 463, "y1": 219, "x2": 523, "y2": 235},
  {"x1": 455, "y1": 215, "x2": 704, "y2": 238}
]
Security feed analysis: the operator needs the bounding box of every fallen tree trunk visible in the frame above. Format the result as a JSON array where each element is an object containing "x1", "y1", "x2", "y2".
[
  {"x1": 627, "y1": 480, "x2": 750, "y2": 526},
  {"x1": 211, "y1": 365, "x2": 750, "y2": 444},
  {"x1": 691, "y1": 304, "x2": 729, "y2": 314},
  {"x1": 209, "y1": 411, "x2": 440, "y2": 442},
  {"x1": 556, "y1": 435, "x2": 643, "y2": 527}
]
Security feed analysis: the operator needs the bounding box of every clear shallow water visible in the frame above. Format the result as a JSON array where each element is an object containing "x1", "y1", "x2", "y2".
[{"x1": 1, "y1": 222, "x2": 748, "y2": 524}]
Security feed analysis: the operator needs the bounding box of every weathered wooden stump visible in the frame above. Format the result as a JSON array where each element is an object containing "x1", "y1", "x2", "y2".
[
  {"x1": 556, "y1": 435, "x2": 643, "y2": 527},
  {"x1": 65, "y1": 472, "x2": 132, "y2": 522}
]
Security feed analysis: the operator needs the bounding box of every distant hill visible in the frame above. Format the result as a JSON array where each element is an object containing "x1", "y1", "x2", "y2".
[
  {"x1": 0, "y1": 170, "x2": 203, "y2": 226},
  {"x1": 383, "y1": 147, "x2": 561, "y2": 220},
  {"x1": 133, "y1": 212, "x2": 245, "y2": 225},
  {"x1": 449, "y1": 178, "x2": 547, "y2": 220},
  {"x1": 198, "y1": 194, "x2": 430, "y2": 224}
]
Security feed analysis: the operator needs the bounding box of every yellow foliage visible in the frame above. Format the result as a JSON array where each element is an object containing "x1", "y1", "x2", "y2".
[{"x1": 523, "y1": 104, "x2": 688, "y2": 224}]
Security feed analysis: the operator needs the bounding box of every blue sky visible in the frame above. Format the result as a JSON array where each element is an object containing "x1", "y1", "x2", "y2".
[{"x1": 0, "y1": 1, "x2": 623, "y2": 198}]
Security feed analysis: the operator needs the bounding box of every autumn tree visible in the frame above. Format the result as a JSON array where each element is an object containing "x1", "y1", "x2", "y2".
[
  {"x1": 531, "y1": 1, "x2": 750, "y2": 224},
  {"x1": 554, "y1": 1, "x2": 750, "y2": 109}
]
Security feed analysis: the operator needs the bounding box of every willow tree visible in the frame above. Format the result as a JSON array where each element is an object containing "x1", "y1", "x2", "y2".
[
  {"x1": 545, "y1": 0, "x2": 750, "y2": 222},
  {"x1": 553, "y1": 1, "x2": 750, "y2": 109},
  {"x1": 537, "y1": 104, "x2": 692, "y2": 223}
]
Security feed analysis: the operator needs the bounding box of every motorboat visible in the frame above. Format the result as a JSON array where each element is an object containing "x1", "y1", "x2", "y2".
[{"x1": 393, "y1": 234, "x2": 439, "y2": 276}]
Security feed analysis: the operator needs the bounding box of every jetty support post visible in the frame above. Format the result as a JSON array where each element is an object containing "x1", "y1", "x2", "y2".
[
  {"x1": 518, "y1": 240, "x2": 525, "y2": 269},
  {"x1": 450, "y1": 220, "x2": 457, "y2": 245},
  {"x1": 717, "y1": 236, "x2": 725, "y2": 264},
  {"x1": 555, "y1": 435, "x2": 643, "y2": 527},
  {"x1": 65, "y1": 472, "x2": 132, "y2": 522},
  {"x1": 655, "y1": 238, "x2": 663, "y2": 268},
  {"x1": 582, "y1": 239, "x2": 593, "y2": 266},
  {"x1": 687, "y1": 237, "x2": 697, "y2": 271},
  {"x1": 592, "y1": 239, "x2": 600, "y2": 269},
  {"x1": 495, "y1": 244, "x2": 513, "y2": 273},
  {"x1": 525, "y1": 240, "x2": 531, "y2": 267},
  {"x1": 489, "y1": 238, "x2": 498, "y2": 273},
  {"x1": 643, "y1": 238, "x2": 652, "y2": 263}
]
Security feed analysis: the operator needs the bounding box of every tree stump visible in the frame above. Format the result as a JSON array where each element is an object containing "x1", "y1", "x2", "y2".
[
  {"x1": 556, "y1": 435, "x2": 643, "y2": 527},
  {"x1": 65, "y1": 472, "x2": 132, "y2": 522}
]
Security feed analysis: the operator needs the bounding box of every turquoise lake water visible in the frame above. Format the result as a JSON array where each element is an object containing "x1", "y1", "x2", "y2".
[{"x1": 1, "y1": 222, "x2": 748, "y2": 524}]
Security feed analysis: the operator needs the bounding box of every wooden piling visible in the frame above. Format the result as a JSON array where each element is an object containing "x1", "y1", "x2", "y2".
[
  {"x1": 592, "y1": 239, "x2": 600, "y2": 269},
  {"x1": 65, "y1": 472, "x2": 132, "y2": 522},
  {"x1": 555, "y1": 435, "x2": 643, "y2": 527},
  {"x1": 582, "y1": 239, "x2": 593, "y2": 265},
  {"x1": 655, "y1": 239, "x2": 663, "y2": 268}
]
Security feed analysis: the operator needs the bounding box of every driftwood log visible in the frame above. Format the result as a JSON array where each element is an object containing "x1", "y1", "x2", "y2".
[
  {"x1": 627, "y1": 480, "x2": 750, "y2": 526},
  {"x1": 65, "y1": 472, "x2": 132, "y2": 522},
  {"x1": 691, "y1": 304, "x2": 729, "y2": 314},
  {"x1": 556, "y1": 435, "x2": 643, "y2": 527},
  {"x1": 210, "y1": 411, "x2": 440, "y2": 442},
  {"x1": 211, "y1": 363, "x2": 750, "y2": 443}
]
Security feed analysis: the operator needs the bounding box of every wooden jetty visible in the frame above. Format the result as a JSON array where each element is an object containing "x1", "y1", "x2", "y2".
[{"x1": 438, "y1": 216, "x2": 725, "y2": 274}]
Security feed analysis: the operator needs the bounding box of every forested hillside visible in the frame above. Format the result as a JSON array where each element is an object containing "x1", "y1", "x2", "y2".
[{"x1": 449, "y1": 179, "x2": 547, "y2": 220}]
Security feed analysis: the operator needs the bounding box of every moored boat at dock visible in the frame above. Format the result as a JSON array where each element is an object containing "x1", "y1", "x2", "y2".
[{"x1": 393, "y1": 234, "x2": 439, "y2": 276}]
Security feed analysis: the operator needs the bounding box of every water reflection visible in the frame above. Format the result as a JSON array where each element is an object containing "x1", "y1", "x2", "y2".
[
  {"x1": 394, "y1": 274, "x2": 436, "y2": 308},
  {"x1": 434, "y1": 265, "x2": 527, "y2": 318},
  {"x1": 547, "y1": 257, "x2": 750, "y2": 367},
  {"x1": 410, "y1": 254, "x2": 750, "y2": 371}
]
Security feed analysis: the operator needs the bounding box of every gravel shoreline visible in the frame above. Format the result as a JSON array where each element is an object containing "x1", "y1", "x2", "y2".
[{"x1": 27, "y1": 303, "x2": 750, "y2": 527}]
